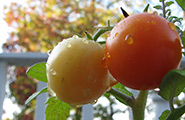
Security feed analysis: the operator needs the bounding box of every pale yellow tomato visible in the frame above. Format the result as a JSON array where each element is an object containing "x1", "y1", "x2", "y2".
[{"x1": 46, "y1": 35, "x2": 117, "y2": 106}]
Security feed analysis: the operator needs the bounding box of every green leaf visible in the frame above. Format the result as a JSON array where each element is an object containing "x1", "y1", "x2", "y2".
[
  {"x1": 143, "y1": 4, "x2": 150, "y2": 12},
  {"x1": 158, "y1": 69, "x2": 185, "y2": 101},
  {"x1": 166, "y1": 104, "x2": 185, "y2": 120},
  {"x1": 175, "y1": 0, "x2": 185, "y2": 11},
  {"x1": 25, "y1": 87, "x2": 48, "y2": 105},
  {"x1": 166, "y1": 1, "x2": 174, "y2": 7},
  {"x1": 181, "y1": 31, "x2": 185, "y2": 47},
  {"x1": 113, "y1": 83, "x2": 133, "y2": 97},
  {"x1": 45, "y1": 97, "x2": 71, "y2": 120},
  {"x1": 27, "y1": 62, "x2": 47, "y2": 82},
  {"x1": 159, "y1": 110, "x2": 171, "y2": 120},
  {"x1": 153, "y1": 5, "x2": 162, "y2": 10},
  {"x1": 97, "y1": 41, "x2": 105, "y2": 44}
]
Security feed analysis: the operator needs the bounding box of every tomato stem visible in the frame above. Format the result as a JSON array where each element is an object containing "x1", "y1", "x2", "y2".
[
  {"x1": 108, "y1": 88, "x2": 134, "y2": 107},
  {"x1": 161, "y1": 0, "x2": 166, "y2": 18},
  {"x1": 169, "y1": 87, "x2": 175, "y2": 111},
  {"x1": 109, "y1": 89, "x2": 148, "y2": 120},
  {"x1": 131, "y1": 90, "x2": 148, "y2": 120},
  {"x1": 92, "y1": 27, "x2": 113, "y2": 41}
]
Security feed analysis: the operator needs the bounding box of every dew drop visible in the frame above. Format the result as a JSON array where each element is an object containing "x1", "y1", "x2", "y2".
[
  {"x1": 101, "y1": 57, "x2": 108, "y2": 68},
  {"x1": 47, "y1": 49, "x2": 52, "y2": 55},
  {"x1": 83, "y1": 89, "x2": 92, "y2": 98},
  {"x1": 136, "y1": 19, "x2": 140, "y2": 21},
  {"x1": 106, "y1": 52, "x2": 111, "y2": 58},
  {"x1": 115, "y1": 32, "x2": 119, "y2": 37},
  {"x1": 168, "y1": 22, "x2": 176, "y2": 31},
  {"x1": 73, "y1": 35, "x2": 79, "y2": 39},
  {"x1": 116, "y1": 24, "x2": 119, "y2": 27},
  {"x1": 46, "y1": 63, "x2": 50, "y2": 68},
  {"x1": 106, "y1": 87, "x2": 112, "y2": 92},
  {"x1": 66, "y1": 43, "x2": 72, "y2": 48},
  {"x1": 50, "y1": 68, "x2": 56, "y2": 75},
  {"x1": 87, "y1": 75, "x2": 96, "y2": 84},
  {"x1": 48, "y1": 86, "x2": 56, "y2": 96},
  {"x1": 108, "y1": 34, "x2": 111, "y2": 37},
  {"x1": 151, "y1": 20, "x2": 156, "y2": 24},
  {"x1": 82, "y1": 39, "x2": 89, "y2": 44},
  {"x1": 91, "y1": 99, "x2": 98, "y2": 105},
  {"x1": 76, "y1": 105, "x2": 83, "y2": 108},
  {"x1": 152, "y1": 11, "x2": 158, "y2": 15},
  {"x1": 125, "y1": 34, "x2": 134, "y2": 45}
]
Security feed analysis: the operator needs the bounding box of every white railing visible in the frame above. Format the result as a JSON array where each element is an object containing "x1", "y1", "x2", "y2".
[{"x1": 0, "y1": 52, "x2": 184, "y2": 120}]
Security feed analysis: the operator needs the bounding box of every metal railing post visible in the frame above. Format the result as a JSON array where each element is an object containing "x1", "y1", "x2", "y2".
[
  {"x1": 0, "y1": 61, "x2": 8, "y2": 120},
  {"x1": 82, "y1": 104, "x2": 93, "y2": 120},
  {"x1": 34, "y1": 81, "x2": 48, "y2": 120}
]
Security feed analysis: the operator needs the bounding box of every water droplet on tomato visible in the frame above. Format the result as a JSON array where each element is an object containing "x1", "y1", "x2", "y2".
[
  {"x1": 76, "y1": 105, "x2": 83, "y2": 108},
  {"x1": 82, "y1": 39, "x2": 89, "y2": 44},
  {"x1": 91, "y1": 99, "x2": 98, "y2": 105},
  {"x1": 125, "y1": 35, "x2": 133, "y2": 45},
  {"x1": 168, "y1": 22, "x2": 176, "y2": 31},
  {"x1": 152, "y1": 11, "x2": 158, "y2": 15},
  {"x1": 73, "y1": 35, "x2": 79, "y2": 39},
  {"x1": 47, "y1": 49, "x2": 52, "y2": 55},
  {"x1": 151, "y1": 20, "x2": 156, "y2": 24},
  {"x1": 136, "y1": 19, "x2": 140, "y2": 21},
  {"x1": 83, "y1": 89, "x2": 92, "y2": 98},
  {"x1": 108, "y1": 34, "x2": 110, "y2": 37},
  {"x1": 48, "y1": 86, "x2": 56, "y2": 96},
  {"x1": 66, "y1": 43, "x2": 72, "y2": 48},
  {"x1": 116, "y1": 24, "x2": 119, "y2": 27},
  {"x1": 46, "y1": 63, "x2": 50, "y2": 67},
  {"x1": 101, "y1": 57, "x2": 108, "y2": 68},
  {"x1": 50, "y1": 68, "x2": 56, "y2": 75},
  {"x1": 88, "y1": 75, "x2": 96, "y2": 84},
  {"x1": 115, "y1": 32, "x2": 119, "y2": 37},
  {"x1": 106, "y1": 87, "x2": 112, "y2": 92},
  {"x1": 106, "y1": 52, "x2": 111, "y2": 58}
]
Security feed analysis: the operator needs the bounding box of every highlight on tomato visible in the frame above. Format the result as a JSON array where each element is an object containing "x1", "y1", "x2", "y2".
[
  {"x1": 46, "y1": 35, "x2": 117, "y2": 106},
  {"x1": 105, "y1": 12, "x2": 182, "y2": 90}
]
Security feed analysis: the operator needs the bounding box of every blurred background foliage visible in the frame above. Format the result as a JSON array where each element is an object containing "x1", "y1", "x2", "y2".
[{"x1": 2, "y1": 0, "x2": 184, "y2": 120}]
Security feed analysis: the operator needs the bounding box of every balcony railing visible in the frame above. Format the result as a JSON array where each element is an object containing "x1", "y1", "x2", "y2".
[{"x1": 0, "y1": 52, "x2": 184, "y2": 120}]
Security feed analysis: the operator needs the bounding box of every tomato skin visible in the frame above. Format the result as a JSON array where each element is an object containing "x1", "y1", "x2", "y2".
[
  {"x1": 46, "y1": 36, "x2": 116, "y2": 106},
  {"x1": 105, "y1": 13, "x2": 182, "y2": 90}
]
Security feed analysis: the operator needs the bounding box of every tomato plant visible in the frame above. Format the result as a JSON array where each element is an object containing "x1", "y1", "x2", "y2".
[
  {"x1": 25, "y1": 0, "x2": 185, "y2": 120},
  {"x1": 105, "y1": 12, "x2": 182, "y2": 90},
  {"x1": 46, "y1": 35, "x2": 117, "y2": 106}
]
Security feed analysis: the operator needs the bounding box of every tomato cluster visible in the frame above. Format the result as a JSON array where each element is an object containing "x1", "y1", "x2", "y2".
[{"x1": 46, "y1": 12, "x2": 182, "y2": 105}]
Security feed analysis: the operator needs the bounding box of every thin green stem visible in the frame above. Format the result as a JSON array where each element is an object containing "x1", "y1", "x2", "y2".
[
  {"x1": 131, "y1": 90, "x2": 149, "y2": 120},
  {"x1": 108, "y1": 88, "x2": 134, "y2": 107},
  {"x1": 169, "y1": 88, "x2": 175, "y2": 111},
  {"x1": 108, "y1": 89, "x2": 148, "y2": 120},
  {"x1": 162, "y1": 0, "x2": 166, "y2": 18},
  {"x1": 92, "y1": 27, "x2": 113, "y2": 41}
]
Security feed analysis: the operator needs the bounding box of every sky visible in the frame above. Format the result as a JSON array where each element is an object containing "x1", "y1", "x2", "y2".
[{"x1": 0, "y1": 0, "x2": 184, "y2": 119}]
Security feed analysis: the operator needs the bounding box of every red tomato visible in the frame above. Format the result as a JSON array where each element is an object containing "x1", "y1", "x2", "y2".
[{"x1": 105, "y1": 13, "x2": 182, "y2": 90}]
